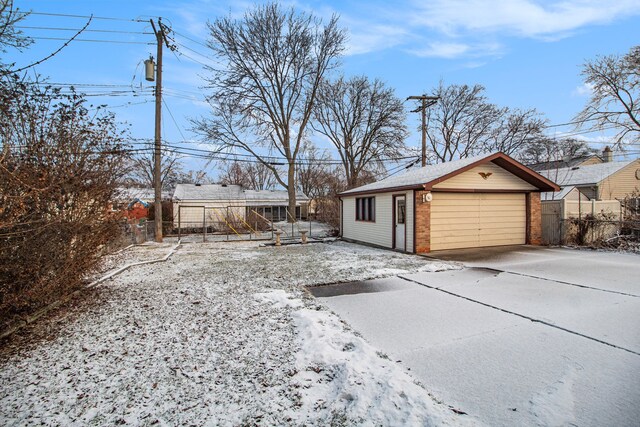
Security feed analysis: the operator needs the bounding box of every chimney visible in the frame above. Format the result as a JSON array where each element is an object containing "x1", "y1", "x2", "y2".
[{"x1": 603, "y1": 146, "x2": 613, "y2": 163}]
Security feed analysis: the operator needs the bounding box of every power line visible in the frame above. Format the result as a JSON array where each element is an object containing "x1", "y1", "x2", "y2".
[
  {"x1": 30, "y1": 36, "x2": 152, "y2": 45},
  {"x1": 29, "y1": 11, "x2": 146, "y2": 23},
  {"x1": 543, "y1": 117, "x2": 601, "y2": 129},
  {"x1": 173, "y1": 29, "x2": 209, "y2": 49},
  {"x1": 162, "y1": 98, "x2": 188, "y2": 142},
  {"x1": 174, "y1": 49, "x2": 212, "y2": 68},
  {"x1": 16, "y1": 25, "x2": 152, "y2": 35}
]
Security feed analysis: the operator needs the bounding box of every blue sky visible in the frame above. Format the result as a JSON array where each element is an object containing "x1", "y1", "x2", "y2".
[{"x1": 6, "y1": 0, "x2": 640, "y2": 173}]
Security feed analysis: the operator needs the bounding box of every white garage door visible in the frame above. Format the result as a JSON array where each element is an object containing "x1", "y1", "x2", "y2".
[{"x1": 430, "y1": 193, "x2": 526, "y2": 251}]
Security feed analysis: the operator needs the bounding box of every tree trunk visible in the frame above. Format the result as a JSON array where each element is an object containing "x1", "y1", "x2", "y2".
[{"x1": 287, "y1": 162, "x2": 297, "y2": 223}]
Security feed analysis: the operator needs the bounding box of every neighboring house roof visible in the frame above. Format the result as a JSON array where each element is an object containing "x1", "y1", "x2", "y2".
[
  {"x1": 173, "y1": 184, "x2": 245, "y2": 200},
  {"x1": 538, "y1": 160, "x2": 635, "y2": 187},
  {"x1": 527, "y1": 155, "x2": 601, "y2": 171},
  {"x1": 540, "y1": 185, "x2": 577, "y2": 201},
  {"x1": 173, "y1": 184, "x2": 309, "y2": 204},
  {"x1": 116, "y1": 187, "x2": 170, "y2": 202},
  {"x1": 339, "y1": 152, "x2": 559, "y2": 196}
]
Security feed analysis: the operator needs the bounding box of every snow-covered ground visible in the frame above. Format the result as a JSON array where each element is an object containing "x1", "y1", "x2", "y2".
[
  {"x1": 0, "y1": 240, "x2": 474, "y2": 426},
  {"x1": 317, "y1": 248, "x2": 640, "y2": 426}
]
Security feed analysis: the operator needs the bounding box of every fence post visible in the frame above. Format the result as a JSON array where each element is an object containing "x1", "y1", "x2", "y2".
[
  {"x1": 560, "y1": 199, "x2": 566, "y2": 245},
  {"x1": 591, "y1": 199, "x2": 596, "y2": 244},
  {"x1": 203, "y1": 206, "x2": 206, "y2": 243},
  {"x1": 226, "y1": 206, "x2": 229, "y2": 241},
  {"x1": 178, "y1": 207, "x2": 181, "y2": 241},
  {"x1": 290, "y1": 208, "x2": 294, "y2": 237}
]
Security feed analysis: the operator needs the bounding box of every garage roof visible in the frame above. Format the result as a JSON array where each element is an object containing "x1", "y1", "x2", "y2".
[{"x1": 339, "y1": 152, "x2": 560, "y2": 196}]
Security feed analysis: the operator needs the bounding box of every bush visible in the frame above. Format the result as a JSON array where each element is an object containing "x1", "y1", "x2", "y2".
[{"x1": 0, "y1": 75, "x2": 128, "y2": 328}]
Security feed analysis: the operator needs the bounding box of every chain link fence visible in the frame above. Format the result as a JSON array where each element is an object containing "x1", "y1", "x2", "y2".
[{"x1": 122, "y1": 205, "x2": 330, "y2": 244}]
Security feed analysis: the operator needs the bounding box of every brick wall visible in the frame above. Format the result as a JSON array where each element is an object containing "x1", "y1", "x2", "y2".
[
  {"x1": 415, "y1": 190, "x2": 431, "y2": 253},
  {"x1": 528, "y1": 192, "x2": 542, "y2": 245}
]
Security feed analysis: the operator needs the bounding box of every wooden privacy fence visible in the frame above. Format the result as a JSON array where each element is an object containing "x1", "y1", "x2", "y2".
[{"x1": 542, "y1": 199, "x2": 622, "y2": 245}]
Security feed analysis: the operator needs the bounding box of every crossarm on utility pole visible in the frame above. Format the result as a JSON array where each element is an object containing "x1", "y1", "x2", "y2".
[{"x1": 407, "y1": 95, "x2": 439, "y2": 167}]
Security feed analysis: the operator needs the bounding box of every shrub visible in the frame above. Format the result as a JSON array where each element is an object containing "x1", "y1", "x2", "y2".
[{"x1": 0, "y1": 74, "x2": 128, "y2": 328}]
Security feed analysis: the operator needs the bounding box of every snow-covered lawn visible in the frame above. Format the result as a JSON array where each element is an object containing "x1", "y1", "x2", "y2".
[{"x1": 0, "y1": 240, "x2": 475, "y2": 426}]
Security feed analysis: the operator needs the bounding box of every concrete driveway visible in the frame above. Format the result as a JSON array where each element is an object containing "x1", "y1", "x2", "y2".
[{"x1": 310, "y1": 246, "x2": 640, "y2": 426}]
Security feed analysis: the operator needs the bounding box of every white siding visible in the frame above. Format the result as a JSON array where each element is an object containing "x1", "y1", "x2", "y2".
[
  {"x1": 174, "y1": 200, "x2": 246, "y2": 227},
  {"x1": 342, "y1": 190, "x2": 414, "y2": 252},
  {"x1": 433, "y1": 162, "x2": 536, "y2": 190}
]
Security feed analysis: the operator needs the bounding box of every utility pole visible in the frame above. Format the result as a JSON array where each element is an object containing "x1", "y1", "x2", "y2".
[
  {"x1": 407, "y1": 95, "x2": 439, "y2": 167},
  {"x1": 149, "y1": 18, "x2": 172, "y2": 242}
]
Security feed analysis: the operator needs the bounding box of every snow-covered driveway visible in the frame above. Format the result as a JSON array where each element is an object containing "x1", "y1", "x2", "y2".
[
  {"x1": 313, "y1": 247, "x2": 640, "y2": 427},
  {"x1": 0, "y1": 240, "x2": 477, "y2": 426}
]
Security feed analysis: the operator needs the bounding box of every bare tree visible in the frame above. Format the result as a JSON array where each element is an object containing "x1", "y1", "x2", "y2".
[
  {"x1": 575, "y1": 45, "x2": 640, "y2": 146},
  {"x1": 0, "y1": 0, "x2": 31, "y2": 56},
  {"x1": 218, "y1": 161, "x2": 250, "y2": 188},
  {"x1": 425, "y1": 82, "x2": 500, "y2": 162},
  {"x1": 312, "y1": 76, "x2": 407, "y2": 188},
  {"x1": 296, "y1": 141, "x2": 335, "y2": 202},
  {"x1": 425, "y1": 81, "x2": 546, "y2": 162},
  {"x1": 127, "y1": 148, "x2": 183, "y2": 190},
  {"x1": 218, "y1": 160, "x2": 277, "y2": 190},
  {"x1": 519, "y1": 137, "x2": 596, "y2": 166},
  {"x1": 194, "y1": 2, "x2": 345, "y2": 221},
  {"x1": 485, "y1": 108, "x2": 546, "y2": 156}
]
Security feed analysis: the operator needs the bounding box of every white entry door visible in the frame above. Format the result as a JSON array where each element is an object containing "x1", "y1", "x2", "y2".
[{"x1": 394, "y1": 196, "x2": 406, "y2": 251}]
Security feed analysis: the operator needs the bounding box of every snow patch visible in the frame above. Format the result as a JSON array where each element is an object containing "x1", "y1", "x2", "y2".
[
  {"x1": 255, "y1": 290, "x2": 478, "y2": 425},
  {"x1": 528, "y1": 365, "x2": 580, "y2": 426},
  {"x1": 254, "y1": 289, "x2": 304, "y2": 309}
]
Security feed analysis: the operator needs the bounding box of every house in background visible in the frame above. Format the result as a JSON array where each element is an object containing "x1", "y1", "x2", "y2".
[
  {"x1": 528, "y1": 153, "x2": 603, "y2": 172},
  {"x1": 172, "y1": 184, "x2": 309, "y2": 228},
  {"x1": 114, "y1": 187, "x2": 171, "y2": 220},
  {"x1": 338, "y1": 152, "x2": 559, "y2": 253},
  {"x1": 538, "y1": 157, "x2": 640, "y2": 202}
]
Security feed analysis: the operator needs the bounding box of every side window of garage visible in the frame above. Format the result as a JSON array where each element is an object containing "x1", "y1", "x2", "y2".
[{"x1": 356, "y1": 196, "x2": 375, "y2": 222}]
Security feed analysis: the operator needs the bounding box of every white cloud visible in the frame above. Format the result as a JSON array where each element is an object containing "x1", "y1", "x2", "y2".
[
  {"x1": 409, "y1": 42, "x2": 469, "y2": 58},
  {"x1": 408, "y1": 0, "x2": 640, "y2": 39},
  {"x1": 334, "y1": 0, "x2": 640, "y2": 62},
  {"x1": 572, "y1": 82, "x2": 594, "y2": 97},
  {"x1": 343, "y1": 20, "x2": 409, "y2": 56},
  {"x1": 408, "y1": 41, "x2": 504, "y2": 59}
]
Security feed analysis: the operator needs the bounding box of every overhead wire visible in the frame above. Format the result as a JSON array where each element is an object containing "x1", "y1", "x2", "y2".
[
  {"x1": 30, "y1": 36, "x2": 152, "y2": 45},
  {"x1": 16, "y1": 25, "x2": 152, "y2": 35},
  {"x1": 162, "y1": 98, "x2": 188, "y2": 142},
  {"x1": 29, "y1": 11, "x2": 147, "y2": 23}
]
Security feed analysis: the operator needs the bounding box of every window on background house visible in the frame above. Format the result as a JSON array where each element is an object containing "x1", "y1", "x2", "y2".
[{"x1": 356, "y1": 196, "x2": 375, "y2": 221}]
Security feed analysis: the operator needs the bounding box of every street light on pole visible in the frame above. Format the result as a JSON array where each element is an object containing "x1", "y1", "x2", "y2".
[{"x1": 406, "y1": 95, "x2": 439, "y2": 167}]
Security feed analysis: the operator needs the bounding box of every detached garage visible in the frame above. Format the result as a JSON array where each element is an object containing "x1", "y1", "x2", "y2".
[{"x1": 339, "y1": 152, "x2": 559, "y2": 253}]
